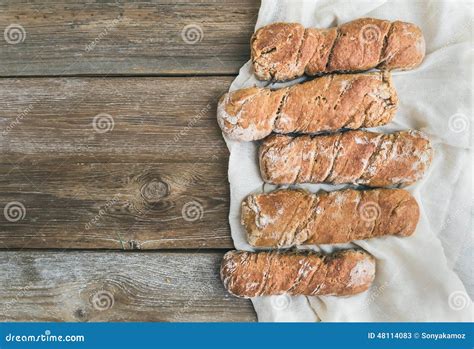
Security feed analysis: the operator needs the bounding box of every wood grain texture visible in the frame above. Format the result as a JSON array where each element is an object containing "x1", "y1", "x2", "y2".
[
  {"x1": 0, "y1": 0, "x2": 259, "y2": 322},
  {"x1": 0, "y1": 251, "x2": 257, "y2": 321},
  {"x1": 0, "y1": 77, "x2": 230, "y2": 161},
  {"x1": 0, "y1": 0, "x2": 259, "y2": 77},
  {"x1": 0, "y1": 77, "x2": 235, "y2": 249}
]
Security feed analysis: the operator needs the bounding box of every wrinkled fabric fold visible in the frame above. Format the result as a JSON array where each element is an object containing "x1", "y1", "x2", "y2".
[{"x1": 222, "y1": 0, "x2": 472, "y2": 322}]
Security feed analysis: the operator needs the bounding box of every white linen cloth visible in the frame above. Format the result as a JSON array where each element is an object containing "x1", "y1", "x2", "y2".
[{"x1": 222, "y1": 0, "x2": 473, "y2": 321}]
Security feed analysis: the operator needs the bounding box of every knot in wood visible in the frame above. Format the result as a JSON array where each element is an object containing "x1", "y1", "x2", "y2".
[{"x1": 141, "y1": 179, "x2": 168, "y2": 203}]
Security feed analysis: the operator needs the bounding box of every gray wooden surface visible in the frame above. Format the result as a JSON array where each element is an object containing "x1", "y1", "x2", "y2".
[
  {"x1": 0, "y1": 0, "x2": 260, "y2": 321},
  {"x1": 0, "y1": 251, "x2": 256, "y2": 322},
  {"x1": 0, "y1": 0, "x2": 259, "y2": 76}
]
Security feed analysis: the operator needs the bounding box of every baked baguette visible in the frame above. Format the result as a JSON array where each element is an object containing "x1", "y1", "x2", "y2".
[
  {"x1": 221, "y1": 249, "x2": 375, "y2": 298},
  {"x1": 252, "y1": 18, "x2": 425, "y2": 81},
  {"x1": 217, "y1": 72, "x2": 397, "y2": 141},
  {"x1": 242, "y1": 188, "x2": 419, "y2": 248},
  {"x1": 259, "y1": 130, "x2": 433, "y2": 187}
]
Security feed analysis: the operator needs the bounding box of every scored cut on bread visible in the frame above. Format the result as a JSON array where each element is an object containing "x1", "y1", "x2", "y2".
[
  {"x1": 251, "y1": 18, "x2": 425, "y2": 81},
  {"x1": 217, "y1": 72, "x2": 397, "y2": 141},
  {"x1": 241, "y1": 188, "x2": 419, "y2": 248},
  {"x1": 259, "y1": 130, "x2": 433, "y2": 187},
  {"x1": 221, "y1": 249, "x2": 375, "y2": 298}
]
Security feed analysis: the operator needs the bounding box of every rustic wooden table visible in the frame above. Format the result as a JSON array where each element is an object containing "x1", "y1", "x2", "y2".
[{"x1": 0, "y1": 0, "x2": 259, "y2": 321}]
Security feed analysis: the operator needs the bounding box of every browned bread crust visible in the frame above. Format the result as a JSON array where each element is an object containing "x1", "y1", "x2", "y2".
[
  {"x1": 221, "y1": 249, "x2": 375, "y2": 298},
  {"x1": 251, "y1": 18, "x2": 425, "y2": 81},
  {"x1": 259, "y1": 130, "x2": 433, "y2": 187},
  {"x1": 217, "y1": 72, "x2": 397, "y2": 141},
  {"x1": 242, "y1": 188, "x2": 419, "y2": 248}
]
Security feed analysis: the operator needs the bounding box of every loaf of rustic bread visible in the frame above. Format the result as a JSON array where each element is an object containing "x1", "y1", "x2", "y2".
[
  {"x1": 242, "y1": 188, "x2": 419, "y2": 248},
  {"x1": 252, "y1": 18, "x2": 425, "y2": 81},
  {"x1": 259, "y1": 130, "x2": 433, "y2": 187},
  {"x1": 217, "y1": 72, "x2": 397, "y2": 141},
  {"x1": 221, "y1": 249, "x2": 375, "y2": 298}
]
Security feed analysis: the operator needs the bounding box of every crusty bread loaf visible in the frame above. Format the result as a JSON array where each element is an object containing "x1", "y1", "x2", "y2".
[
  {"x1": 221, "y1": 249, "x2": 375, "y2": 298},
  {"x1": 259, "y1": 130, "x2": 433, "y2": 187},
  {"x1": 242, "y1": 188, "x2": 419, "y2": 248},
  {"x1": 217, "y1": 72, "x2": 397, "y2": 141},
  {"x1": 252, "y1": 18, "x2": 425, "y2": 81}
]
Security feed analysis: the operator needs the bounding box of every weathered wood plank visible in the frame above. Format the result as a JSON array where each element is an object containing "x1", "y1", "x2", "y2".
[
  {"x1": 0, "y1": 0, "x2": 259, "y2": 77},
  {"x1": 0, "y1": 162, "x2": 232, "y2": 249},
  {"x1": 0, "y1": 77, "x2": 230, "y2": 161},
  {"x1": 0, "y1": 77, "x2": 236, "y2": 249},
  {"x1": 0, "y1": 251, "x2": 256, "y2": 321}
]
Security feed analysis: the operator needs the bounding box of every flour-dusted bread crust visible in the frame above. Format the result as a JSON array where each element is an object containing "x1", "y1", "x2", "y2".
[
  {"x1": 217, "y1": 72, "x2": 397, "y2": 141},
  {"x1": 242, "y1": 188, "x2": 419, "y2": 248},
  {"x1": 220, "y1": 249, "x2": 375, "y2": 298},
  {"x1": 259, "y1": 130, "x2": 433, "y2": 187},
  {"x1": 251, "y1": 18, "x2": 425, "y2": 81}
]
